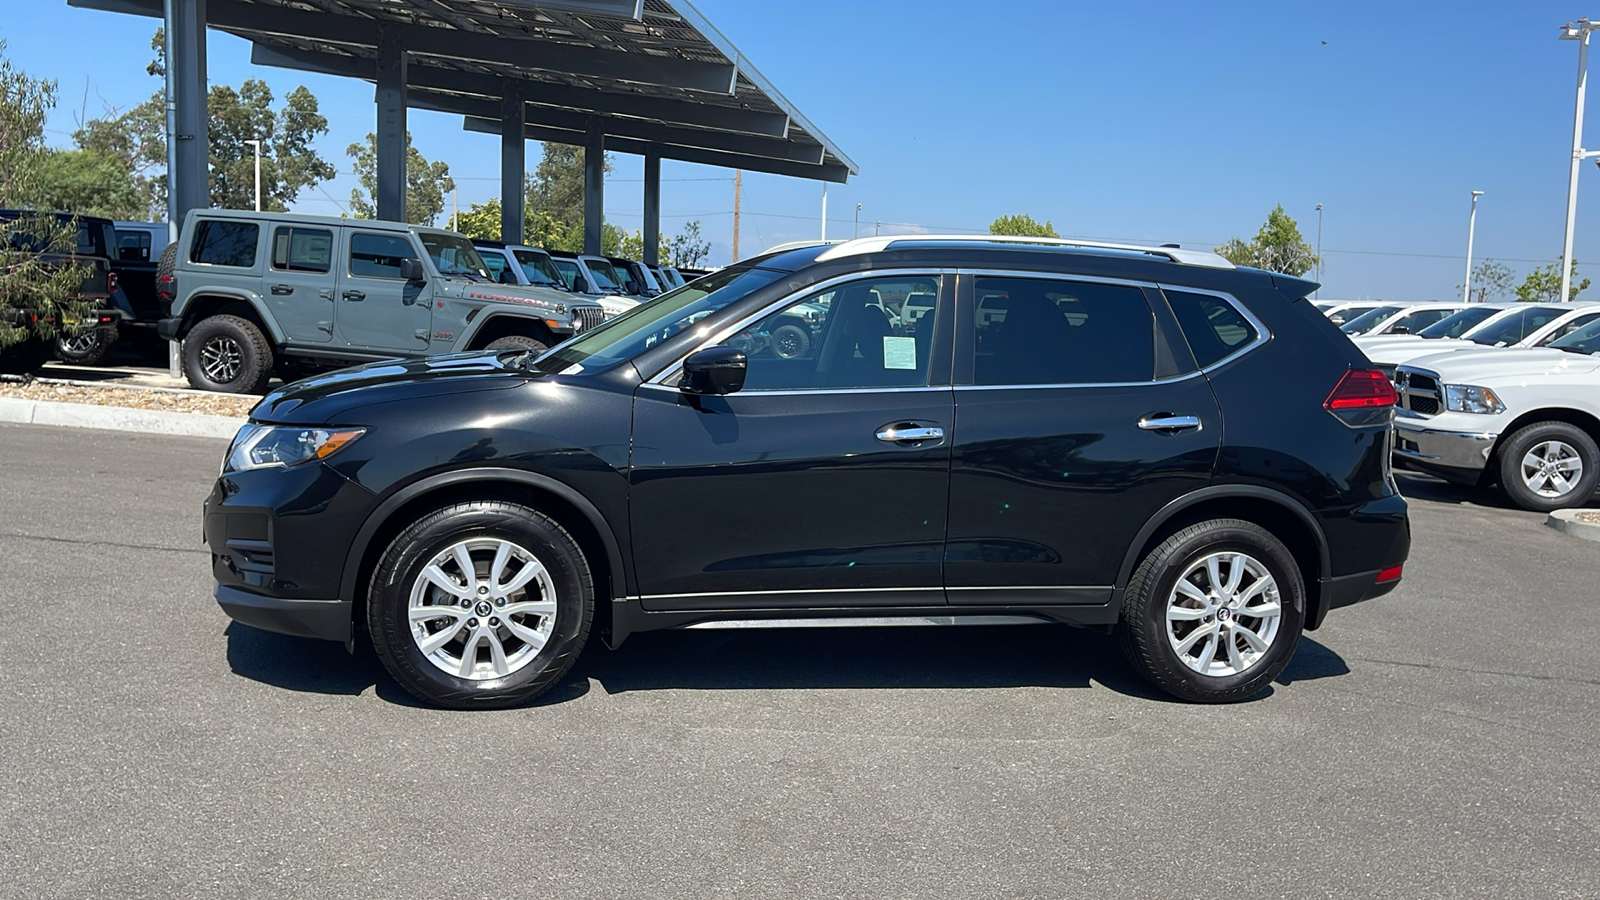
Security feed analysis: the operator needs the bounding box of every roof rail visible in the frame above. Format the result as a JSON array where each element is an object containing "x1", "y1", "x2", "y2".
[
  {"x1": 813, "y1": 234, "x2": 1236, "y2": 269},
  {"x1": 760, "y1": 239, "x2": 841, "y2": 255}
]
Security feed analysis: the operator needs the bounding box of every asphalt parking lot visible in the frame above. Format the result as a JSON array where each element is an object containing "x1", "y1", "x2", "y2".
[{"x1": 1, "y1": 423, "x2": 1596, "y2": 899}]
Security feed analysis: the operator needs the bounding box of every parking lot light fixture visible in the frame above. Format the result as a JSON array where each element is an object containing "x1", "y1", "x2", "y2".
[
  {"x1": 1558, "y1": 19, "x2": 1600, "y2": 303},
  {"x1": 243, "y1": 139, "x2": 262, "y2": 212},
  {"x1": 1464, "y1": 191, "x2": 1483, "y2": 302}
]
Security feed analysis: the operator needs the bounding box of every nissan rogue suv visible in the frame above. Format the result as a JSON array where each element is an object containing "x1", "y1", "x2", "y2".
[{"x1": 204, "y1": 235, "x2": 1410, "y2": 708}]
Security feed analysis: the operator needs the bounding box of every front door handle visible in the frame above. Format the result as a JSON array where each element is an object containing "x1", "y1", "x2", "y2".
[
  {"x1": 1138, "y1": 414, "x2": 1202, "y2": 432},
  {"x1": 342, "y1": 290, "x2": 366, "y2": 302},
  {"x1": 875, "y1": 424, "x2": 945, "y2": 444},
  {"x1": 270, "y1": 284, "x2": 294, "y2": 295}
]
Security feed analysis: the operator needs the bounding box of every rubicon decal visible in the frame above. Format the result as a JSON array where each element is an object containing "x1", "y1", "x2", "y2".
[{"x1": 465, "y1": 290, "x2": 562, "y2": 311}]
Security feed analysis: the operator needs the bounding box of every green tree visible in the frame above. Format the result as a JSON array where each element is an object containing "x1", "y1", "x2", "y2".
[
  {"x1": 0, "y1": 38, "x2": 55, "y2": 206},
  {"x1": 1215, "y1": 205, "x2": 1317, "y2": 276},
  {"x1": 30, "y1": 149, "x2": 146, "y2": 219},
  {"x1": 989, "y1": 213, "x2": 1059, "y2": 238},
  {"x1": 347, "y1": 131, "x2": 455, "y2": 225},
  {"x1": 666, "y1": 220, "x2": 710, "y2": 267},
  {"x1": 1459, "y1": 259, "x2": 1515, "y2": 303},
  {"x1": 528, "y1": 142, "x2": 609, "y2": 224},
  {"x1": 451, "y1": 198, "x2": 503, "y2": 240},
  {"x1": 1514, "y1": 259, "x2": 1590, "y2": 303}
]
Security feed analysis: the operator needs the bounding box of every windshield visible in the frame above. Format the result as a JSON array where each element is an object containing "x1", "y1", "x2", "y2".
[
  {"x1": 584, "y1": 258, "x2": 625, "y2": 292},
  {"x1": 1548, "y1": 317, "x2": 1600, "y2": 355},
  {"x1": 1467, "y1": 306, "x2": 1564, "y2": 346},
  {"x1": 1418, "y1": 306, "x2": 1498, "y2": 338},
  {"x1": 1328, "y1": 305, "x2": 1381, "y2": 325},
  {"x1": 513, "y1": 249, "x2": 564, "y2": 287},
  {"x1": 1340, "y1": 306, "x2": 1403, "y2": 334},
  {"x1": 534, "y1": 266, "x2": 787, "y2": 374},
  {"x1": 420, "y1": 233, "x2": 490, "y2": 280}
]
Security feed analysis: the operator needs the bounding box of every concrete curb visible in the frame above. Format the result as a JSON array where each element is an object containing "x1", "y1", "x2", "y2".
[
  {"x1": 1545, "y1": 508, "x2": 1600, "y2": 544},
  {"x1": 0, "y1": 397, "x2": 241, "y2": 440}
]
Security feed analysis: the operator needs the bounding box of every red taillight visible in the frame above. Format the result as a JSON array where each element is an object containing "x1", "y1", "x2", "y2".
[
  {"x1": 157, "y1": 274, "x2": 174, "y2": 301},
  {"x1": 106, "y1": 271, "x2": 119, "y2": 295},
  {"x1": 1376, "y1": 564, "x2": 1404, "y2": 583},
  {"x1": 1325, "y1": 368, "x2": 1397, "y2": 410}
]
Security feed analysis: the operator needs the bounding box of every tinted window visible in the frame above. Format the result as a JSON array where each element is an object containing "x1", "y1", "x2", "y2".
[
  {"x1": 479, "y1": 252, "x2": 512, "y2": 282},
  {"x1": 271, "y1": 227, "x2": 332, "y2": 273},
  {"x1": 551, "y1": 258, "x2": 585, "y2": 291},
  {"x1": 190, "y1": 220, "x2": 259, "y2": 267},
  {"x1": 1386, "y1": 308, "x2": 1456, "y2": 334},
  {"x1": 1468, "y1": 306, "x2": 1565, "y2": 346},
  {"x1": 585, "y1": 259, "x2": 624, "y2": 292},
  {"x1": 1339, "y1": 306, "x2": 1403, "y2": 334},
  {"x1": 973, "y1": 277, "x2": 1155, "y2": 385},
  {"x1": 1548, "y1": 317, "x2": 1600, "y2": 355},
  {"x1": 738, "y1": 276, "x2": 942, "y2": 391},
  {"x1": 1327, "y1": 305, "x2": 1380, "y2": 325},
  {"x1": 512, "y1": 250, "x2": 563, "y2": 287},
  {"x1": 1537, "y1": 311, "x2": 1600, "y2": 345},
  {"x1": 1165, "y1": 290, "x2": 1259, "y2": 369},
  {"x1": 1419, "y1": 306, "x2": 1497, "y2": 338},
  {"x1": 349, "y1": 232, "x2": 417, "y2": 279},
  {"x1": 117, "y1": 229, "x2": 152, "y2": 262}
]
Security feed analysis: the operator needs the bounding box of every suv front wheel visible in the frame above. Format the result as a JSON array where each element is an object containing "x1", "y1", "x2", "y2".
[{"x1": 1117, "y1": 519, "x2": 1305, "y2": 703}]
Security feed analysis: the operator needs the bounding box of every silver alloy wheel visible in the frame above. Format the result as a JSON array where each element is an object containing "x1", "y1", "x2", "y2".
[
  {"x1": 408, "y1": 537, "x2": 558, "y2": 680},
  {"x1": 200, "y1": 335, "x2": 244, "y2": 383},
  {"x1": 1520, "y1": 439, "x2": 1584, "y2": 498},
  {"x1": 1165, "y1": 551, "x2": 1283, "y2": 678},
  {"x1": 61, "y1": 332, "x2": 103, "y2": 355}
]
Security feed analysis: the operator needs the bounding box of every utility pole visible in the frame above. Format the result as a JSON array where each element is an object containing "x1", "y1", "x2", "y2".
[
  {"x1": 821, "y1": 183, "x2": 827, "y2": 240},
  {"x1": 451, "y1": 188, "x2": 458, "y2": 232},
  {"x1": 244, "y1": 139, "x2": 262, "y2": 211},
  {"x1": 875, "y1": 220, "x2": 880, "y2": 236},
  {"x1": 1463, "y1": 191, "x2": 1484, "y2": 302},
  {"x1": 1559, "y1": 19, "x2": 1600, "y2": 302},
  {"x1": 855, "y1": 203, "x2": 862, "y2": 239},
  {"x1": 732, "y1": 169, "x2": 742, "y2": 261}
]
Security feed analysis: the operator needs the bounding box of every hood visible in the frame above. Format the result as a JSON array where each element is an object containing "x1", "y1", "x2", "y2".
[
  {"x1": 595, "y1": 294, "x2": 641, "y2": 318},
  {"x1": 439, "y1": 279, "x2": 577, "y2": 310},
  {"x1": 1360, "y1": 337, "x2": 1477, "y2": 366},
  {"x1": 1400, "y1": 347, "x2": 1600, "y2": 383},
  {"x1": 250, "y1": 352, "x2": 534, "y2": 424}
]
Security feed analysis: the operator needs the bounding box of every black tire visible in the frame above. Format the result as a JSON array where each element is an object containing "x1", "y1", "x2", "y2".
[
  {"x1": 483, "y1": 334, "x2": 549, "y2": 354},
  {"x1": 1496, "y1": 421, "x2": 1600, "y2": 512},
  {"x1": 56, "y1": 324, "x2": 119, "y2": 365},
  {"x1": 367, "y1": 500, "x2": 594, "y2": 709},
  {"x1": 183, "y1": 314, "x2": 274, "y2": 393},
  {"x1": 0, "y1": 336, "x2": 51, "y2": 375},
  {"x1": 155, "y1": 241, "x2": 178, "y2": 285},
  {"x1": 1116, "y1": 518, "x2": 1305, "y2": 703},
  {"x1": 771, "y1": 322, "x2": 810, "y2": 359}
]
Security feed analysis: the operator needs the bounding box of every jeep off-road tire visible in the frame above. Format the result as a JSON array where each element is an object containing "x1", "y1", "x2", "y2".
[
  {"x1": 484, "y1": 334, "x2": 549, "y2": 354},
  {"x1": 183, "y1": 314, "x2": 274, "y2": 394},
  {"x1": 1117, "y1": 519, "x2": 1305, "y2": 703},
  {"x1": 56, "y1": 323, "x2": 119, "y2": 366},
  {"x1": 367, "y1": 500, "x2": 593, "y2": 710},
  {"x1": 1496, "y1": 421, "x2": 1600, "y2": 512},
  {"x1": 771, "y1": 323, "x2": 810, "y2": 359}
]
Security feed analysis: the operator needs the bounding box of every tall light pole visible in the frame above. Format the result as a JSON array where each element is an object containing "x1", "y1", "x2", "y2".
[
  {"x1": 1559, "y1": 19, "x2": 1600, "y2": 303},
  {"x1": 854, "y1": 203, "x2": 862, "y2": 239},
  {"x1": 243, "y1": 139, "x2": 262, "y2": 211},
  {"x1": 1463, "y1": 190, "x2": 1484, "y2": 302},
  {"x1": 821, "y1": 183, "x2": 828, "y2": 240},
  {"x1": 1314, "y1": 203, "x2": 1323, "y2": 298}
]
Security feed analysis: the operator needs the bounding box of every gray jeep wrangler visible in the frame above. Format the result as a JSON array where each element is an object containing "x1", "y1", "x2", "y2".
[{"x1": 157, "y1": 210, "x2": 605, "y2": 393}]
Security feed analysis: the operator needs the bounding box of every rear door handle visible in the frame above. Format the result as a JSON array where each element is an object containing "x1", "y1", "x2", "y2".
[
  {"x1": 270, "y1": 284, "x2": 294, "y2": 295},
  {"x1": 875, "y1": 424, "x2": 945, "y2": 443},
  {"x1": 1138, "y1": 414, "x2": 1202, "y2": 432},
  {"x1": 342, "y1": 290, "x2": 366, "y2": 302}
]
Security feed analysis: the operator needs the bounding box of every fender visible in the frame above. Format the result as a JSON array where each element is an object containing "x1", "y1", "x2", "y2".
[
  {"x1": 179, "y1": 289, "x2": 286, "y2": 344},
  {"x1": 457, "y1": 311, "x2": 561, "y2": 350},
  {"x1": 1111, "y1": 484, "x2": 1331, "y2": 602},
  {"x1": 338, "y1": 467, "x2": 629, "y2": 605}
]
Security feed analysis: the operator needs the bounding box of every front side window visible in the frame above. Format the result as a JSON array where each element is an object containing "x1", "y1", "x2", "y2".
[
  {"x1": 1387, "y1": 308, "x2": 1456, "y2": 334},
  {"x1": 1538, "y1": 311, "x2": 1600, "y2": 345},
  {"x1": 550, "y1": 258, "x2": 585, "y2": 292},
  {"x1": 584, "y1": 258, "x2": 624, "y2": 292},
  {"x1": 972, "y1": 276, "x2": 1155, "y2": 385},
  {"x1": 512, "y1": 250, "x2": 563, "y2": 287},
  {"x1": 1468, "y1": 306, "x2": 1565, "y2": 346},
  {"x1": 349, "y1": 232, "x2": 417, "y2": 279},
  {"x1": 1548, "y1": 317, "x2": 1600, "y2": 355},
  {"x1": 1165, "y1": 289, "x2": 1258, "y2": 369},
  {"x1": 1339, "y1": 306, "x2": 1403, "y2": 334},
  {"x1": 419, "y1": 233, "x2": 489, "y2": 279},
  {"x1": 478, "y1": 252, "x2": 512, "y2": 283},
  {"x1": 1419, "y1": 306, "x2": 1498, "y2": 338},
  {"x1": 271, "y1": 227, "x2": 333, "y2": 273},
  {"x1": 733, "y1": 275, "x2": 941, "y2": 391},
  {"x1": 190, "y1": 220, "x2": 259, "y2": 267}
]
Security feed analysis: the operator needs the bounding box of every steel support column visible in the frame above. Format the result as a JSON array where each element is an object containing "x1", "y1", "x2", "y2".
[
  {"x1": 164, "y1": 0, "x2": 208, "y2": 237},
  {"x1": 584, "y1": 119, "x2": 605, "y2": 255},
  {"x1": 375, "y1": 28, "x2": 407, "y2": 222},
  {"x1": 500, "y1": 85, "x2": 526, "y2": 245},
  {"x1": 643, "y1": 152, "x2": 660, "y2": 266}
]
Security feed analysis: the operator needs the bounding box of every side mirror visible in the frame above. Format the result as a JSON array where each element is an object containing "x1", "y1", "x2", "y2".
[
  {"x1": 399, "y1": 258, "x2": 426, "y2": 283},
  {"x1": 679, "y1": 346, "x2": 747, "y2": 395}
]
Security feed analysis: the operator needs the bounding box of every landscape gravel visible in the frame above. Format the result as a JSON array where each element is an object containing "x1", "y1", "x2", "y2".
[{"x1": 0, "y1": 379, "x2": 258, "y2": 418}]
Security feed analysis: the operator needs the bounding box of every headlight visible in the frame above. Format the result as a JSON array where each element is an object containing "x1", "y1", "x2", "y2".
[
  {"x1": 1443, "y1": 384, "x2": 1505, "y2": 414},
  {"x1": 224, "y1": 424, "x2": 365, "y2": 473}
]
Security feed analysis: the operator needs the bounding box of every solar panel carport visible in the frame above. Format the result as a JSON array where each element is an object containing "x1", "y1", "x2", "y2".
[{"x1": 66, "y1": 0, "x2": 858, "y2": 263}]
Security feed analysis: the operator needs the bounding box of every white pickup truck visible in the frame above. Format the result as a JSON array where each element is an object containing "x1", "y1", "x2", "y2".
[
  {"x1": 1392, "y1": 318, "x2": 1600, "y2": 511},
  {"x1": 1356, "y1": 303, "x2": 1600, "y2": 377}
]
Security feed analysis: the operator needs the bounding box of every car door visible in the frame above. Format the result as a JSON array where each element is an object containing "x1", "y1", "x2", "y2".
[
  {"x1": 629, "y1": 272, "x2": 956, "y2": 610},
  {"x1": 338, "y1": 229, "x2": 432, "y2": 353},
  {"x1": 264, "y1": 224, "x2": 337, "y2": 344},
  {"x1": 943, "y1": 272, "x2": 1222, "y2": 605}
]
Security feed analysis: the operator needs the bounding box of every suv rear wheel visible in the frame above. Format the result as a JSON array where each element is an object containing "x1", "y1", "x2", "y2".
[
  {"x1": 367, "y1": 500, "x2": 593, "y2": 709},
  {"x1": 1117, "y1": 519, "x2": 1305, "y2": 703},
  {"x1": 183, "y1": 314, "x2": 273, "y2": 393},
  {"x1": 56, "y1": 324, "x2": 118, "y2": 366},
  {"x1": 1496, "y1": 421, "x2": 1600, "y2": 512}
]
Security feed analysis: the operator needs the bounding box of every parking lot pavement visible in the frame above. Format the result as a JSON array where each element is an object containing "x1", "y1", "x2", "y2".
[{"x1": 1, "y1": 423, "x2": 1596, "y2": 900}]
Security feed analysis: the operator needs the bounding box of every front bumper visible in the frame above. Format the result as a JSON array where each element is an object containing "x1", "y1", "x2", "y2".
[
  {"x1": 216, "y1": 584, "x2": 352, "y2": 643},
  {"x1": 1393, "y1": 415, "x2": 1498, "y2": 474}
]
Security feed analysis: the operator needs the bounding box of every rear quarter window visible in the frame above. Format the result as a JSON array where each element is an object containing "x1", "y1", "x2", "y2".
[
  {"x1": 1164, "y1": 289, "x2": 1260, "y2": 368},
  {"x1": 190, "y1": 220, "x2": 260, "y2": 267}
]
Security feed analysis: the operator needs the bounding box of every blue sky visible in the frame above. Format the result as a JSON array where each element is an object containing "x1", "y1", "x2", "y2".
[{"x1": 5, "y1": 0, "x2": 1600, "y2": 298}]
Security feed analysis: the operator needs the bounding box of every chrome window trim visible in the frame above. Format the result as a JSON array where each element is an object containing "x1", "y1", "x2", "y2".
[
  {"x1": 1154, "y1": 282, "x2": 1273, "y2": 375},
  {"x1": 644, "y1": 267, "x2": 958, "y2": 387},
  {"x1": 638, "y1": 382, "x2": 950, "y2": 396}
]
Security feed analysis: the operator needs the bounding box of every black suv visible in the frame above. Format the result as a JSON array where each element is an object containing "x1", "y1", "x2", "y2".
[{"x1": 205, "y1": 236, "x2": 1409, "y2": 708}]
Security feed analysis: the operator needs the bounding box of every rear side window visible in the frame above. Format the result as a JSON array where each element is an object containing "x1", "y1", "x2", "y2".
[
  {"x1": 271, "y1": 227, "x2": 333, "y2": 273},
  {"x1": 1164, "y1": 289, "x2": 1259, "y2": 368},
  {"x1": 117, "y1": 229, "x2": 152, "y2": 261},
  {"x1": 1468, "y1": 307, "x2": 1564, "y2": 346},
  {"x1": 349, "y1": 232, "x2": 416, "y2": 279},
  {"x1": 190, "y1": 220, "x2": 259, "y2": 267},
  {"x1": 972, "y1": 276, "x2": 1155, "y2": 385}
]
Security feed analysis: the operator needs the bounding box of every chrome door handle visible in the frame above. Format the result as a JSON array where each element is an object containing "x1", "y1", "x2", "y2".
[
  {"x1": 342, "y1": 290, "x2": 366, "y2": 301},
  {"x1": 1138, "y1": 415, "x2": 1202, "y2": 432},
  {"x1": 270, "y1": 284, "x2": 294, "y2": 295},
  {"x1": 876, "y1": 425, "x2": 944, "y2": 443}
]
